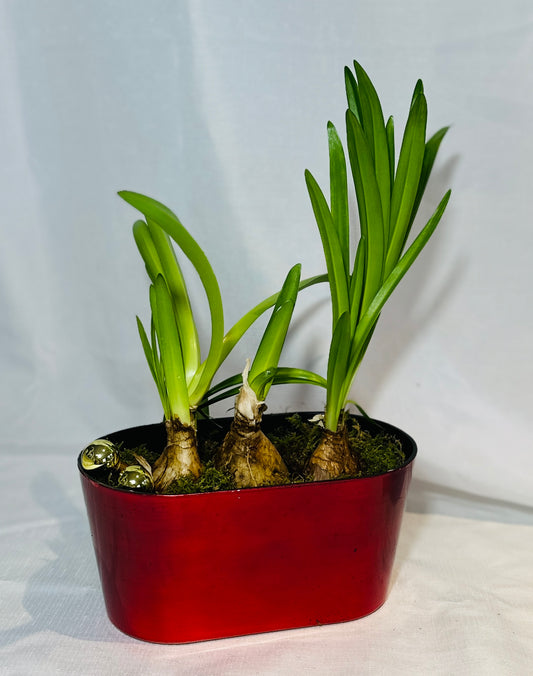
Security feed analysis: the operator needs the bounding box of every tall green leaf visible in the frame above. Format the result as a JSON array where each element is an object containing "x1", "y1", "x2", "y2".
[
  {"x1": 386, "y1": 116, "x2": 395, "y2": 188},
  {"x1": 152, "y1": 275, "x2": 191, "y2": 424},
  {"x1": 406, "y1": 126, "x2": 450, "y2": 240},
  {"x1": 328, "y1": 122, "x2": 350, "y2": 274},
  {"x1": 325, "y1": 312, "x2": 351, "y2": 431},
  {"x1": 344, "y1": 66, "x2": 361, "y2": 121},
  {"x1": 346, "y1": 110, "x2": 385, "y2": 313},
  {"x1": 220, "y1": 273, "x2": 327, "y2": 364},
  {"x1": 305, "y1": 170, "x2": 350, "y2": 325},
  {"x1": 350, "y1": 189, "x2": 451, "y2": 375},
  {"x1": 385, "y1": 92, "x2": 427, "y2": 276},
  {"x1": 136, "y1": 315, "x2": 171, "y2": 419},
  {"x1": 146, "y1": 218, "x2": 200, "y2": 382},
  {"x1": 353, "y1": 61, "x2": 391, "y2": 235},
  {"x1": 348, "y1": 237, "x2": 366, "y2": 335},
  {"x1": 248, "y1": 264, "x2": 301, "y2": 399}
]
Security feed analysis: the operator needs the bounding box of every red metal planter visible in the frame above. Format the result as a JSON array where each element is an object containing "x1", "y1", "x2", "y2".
[{"x1": 79, "y1": 414, "x2": 416, "y2": 644}]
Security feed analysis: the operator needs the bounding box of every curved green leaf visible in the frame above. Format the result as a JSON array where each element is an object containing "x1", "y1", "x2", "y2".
[
  {"x1": 146, "y1": 218, "x2": 200, "y2": 382},
  {"x1": 119, "y1": 191, "x2": 224, "y2": 400}
]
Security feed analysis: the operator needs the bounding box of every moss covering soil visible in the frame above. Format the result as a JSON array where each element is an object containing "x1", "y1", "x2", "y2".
[{"x1": 101, "y1": 413, "x2": 405, "y2": 495}]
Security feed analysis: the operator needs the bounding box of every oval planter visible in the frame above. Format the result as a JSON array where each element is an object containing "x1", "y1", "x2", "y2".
[{"x1": 79, "y1": 413, "x2": 416, "y2": 644}]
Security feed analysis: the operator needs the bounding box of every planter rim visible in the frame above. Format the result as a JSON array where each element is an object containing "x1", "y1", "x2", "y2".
[{"x1": 78, "y1": 413, "x2": 417, "y2": 498}]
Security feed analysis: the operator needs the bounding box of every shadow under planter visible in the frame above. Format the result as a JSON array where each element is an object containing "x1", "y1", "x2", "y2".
[{"x1": 78, "y1": 413, "x2": 416, "y2": 644}]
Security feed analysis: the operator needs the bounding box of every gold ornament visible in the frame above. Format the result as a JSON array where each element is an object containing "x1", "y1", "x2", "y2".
[
  {"x1": 81, "y1": 439, "x2": 119, "y2": 471},
  {"x1": 118, "y1": 465, "x2": 154, "y2": 492}
]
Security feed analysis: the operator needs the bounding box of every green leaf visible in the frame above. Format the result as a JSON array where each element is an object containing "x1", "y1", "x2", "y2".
[
  {"x1": 386, "y1": 116, "x2": 395, "y2": 193},
  {"x1": 204, "y1": 373, "x2": 243, "y2": 400},
  {"x1": 248, "y1": 264, "x2": 301, "y2": 399},
  {"x1": 346, "y1": 110, "x2": 385, "y2": 313},
  {"x1": 220, "y1": 273, "x2": 328, "y2": 365},
  {"x1": 411, "y1": 79, "x2": 424, "y2": 105},
  {"x1": 146, "y1": 218, "x2": 200, "y2": 382},
  {"x1": 328, "y1": 122, "x2": 350, "y2": 275},
  {"x1": 348, "y1": 237, "x2": 366, "y2": 335},
  {"x1": 385, "y1": 92, "x2": 427, "y2": 276},
  {"x1": 406, "y1": 126, "x2": 450, "y2": 239},
  {"x1": 305, "y1": 169, "x2": 350, "y2": 325},
  {"x1": 353, "y1": 61, "x2": 391, "y2": 235},
  {"x1": 344, "y1": 66, "x2": 361, "y2": 121},
  {"x1": 325, "y1": 312, "x2": 351, "y2": 431},
  {"x1": 336, "y1": 189, "x2": 449, "y2": 411},
  {"x1": 152, "y1": 275, "x2": 190, "y2": 423},
  {"x1": 119, "y1": 191, "x2": 224, "y2": 401},
  {"x1": 352, "y1": 190, "x2": 451, "y2": 374},
  {"x1": 132, "y1": 220, "x2": 163, "y2": 283},
  {"x1": 136, "y1": 315, "x2": 171, "y2": 419},
  {"x1": 201, "y1": 367, "x2": 328, "y2": 409},
  {"x1": 200, "y1": 367, "x2": 328, "y2": 409},
  {"x1": 271, "y1": 367, "x2": 328, "y2": 389}
]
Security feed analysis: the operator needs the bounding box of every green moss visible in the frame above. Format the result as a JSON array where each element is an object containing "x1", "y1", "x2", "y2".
[
  {"x1": 345, "y1": 417, "x2": 405, "y2": 477},
  {"x1": 268, "y1": 413, "x2": 322, "y2": 480},
  {"x1": 106, "y1": 413, "x2": 405, "y2": 494},
  {"x1": 269, "y1": 414, "x2": 405, "y2": 481},
  {"x1": 164, "y1": 461, "x2": 237, "y2": 494}
]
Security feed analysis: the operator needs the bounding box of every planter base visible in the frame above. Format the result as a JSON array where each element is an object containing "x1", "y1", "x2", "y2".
[{"x1": 79, "y1": 414, "x2": 416, "y2": 643}]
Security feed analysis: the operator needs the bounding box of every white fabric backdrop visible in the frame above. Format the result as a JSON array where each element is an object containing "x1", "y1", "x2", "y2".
[{"x1": 1, "y1": 0, "x2": 532, "y2": 522}]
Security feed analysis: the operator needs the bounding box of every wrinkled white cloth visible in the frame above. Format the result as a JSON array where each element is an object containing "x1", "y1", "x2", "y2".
[{"x1": 1, "y1": 452, "x2": 532, "y2": 675}]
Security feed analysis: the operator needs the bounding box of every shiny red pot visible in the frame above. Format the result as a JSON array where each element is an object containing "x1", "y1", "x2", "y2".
[{"x1": 79, "y1": 413, "x2": 416, "y2": 644}]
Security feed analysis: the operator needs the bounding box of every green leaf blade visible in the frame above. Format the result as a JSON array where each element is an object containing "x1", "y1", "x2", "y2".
[
  {"x1": 305, "y1": 170, "x2": 350, "y2": 325},
  {"x1": 328, "y1": 122, "x2": 350, "y2": 275},
  {"x1": 407, "y1": 126, "x2": 450, "y2": 236},
  {"x1": 325, "y1": 312, "x2": 352, "y2": 431},
  {"x1": 153, "y1": 275, "x2": 190, "y2": 424},
  {"x1": 249, "y1": 264, "x2": 302, "y2": 399},
  {"x1": 386, "y1": 92, "x2": 428, "y2": 276},
  {"x1": 220, "y1": 273, "x2": 328, "y2": 365},
  {"x1": 353, "y1": 61, "x2": 392, "y2": 237},
  {"x1": 146, "y1": 218, "x2": 201, "y2": 382},
  {"x1": 355, "y1": 189, "x2": 451, "y2": 366},
  {"x1": 345, "y1": 110, "x2": 386, "y2": 313},
  {"x1": 119, "y1": 191, "x2": 224, "y2": 401}
]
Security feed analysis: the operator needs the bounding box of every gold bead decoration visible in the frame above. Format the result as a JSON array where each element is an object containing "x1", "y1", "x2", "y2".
[
  {"x1": 81, "y1": 439, "x2": 119, "y2": 471},
  {"x1": 118, "y1": 465, "x2": 154, "y2": 492}
]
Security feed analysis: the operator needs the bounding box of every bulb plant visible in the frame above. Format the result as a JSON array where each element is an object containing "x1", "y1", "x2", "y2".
[
  {"x1": 82, "y1": 60, "x2": 451, "y2": 495},
  {"x1": 216, "y1": 263, "x2": 301, "y2": 488},
  {"x1": 118, "y1": 192, "x2": 325, "y2": 492},
  {"x1": 304, "y1": 61, "x2": 450, "y2": 480}
]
